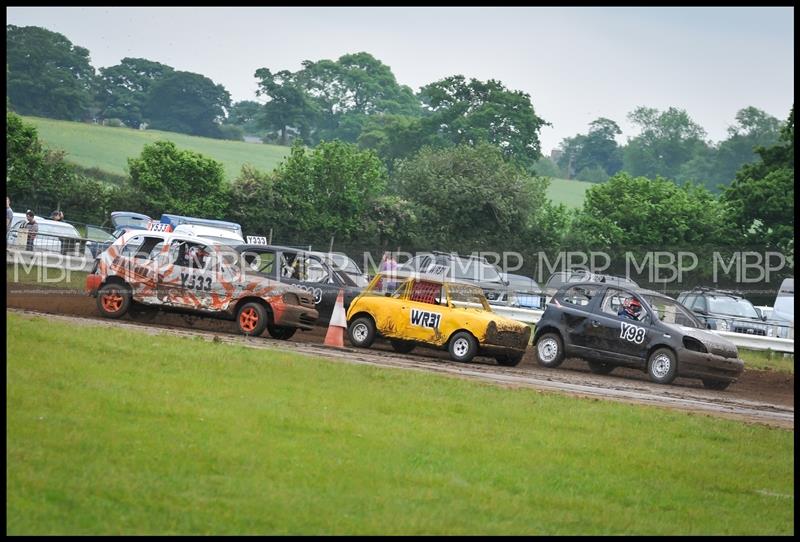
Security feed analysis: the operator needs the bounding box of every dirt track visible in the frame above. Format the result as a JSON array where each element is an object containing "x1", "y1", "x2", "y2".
[{"x1": 6, "y1": 285, "x2": 795, "y2": 428}]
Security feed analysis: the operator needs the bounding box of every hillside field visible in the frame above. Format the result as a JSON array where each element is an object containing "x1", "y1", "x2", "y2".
[{"x1": 23, "y1": 116, "x2": 592, "y2": 208}]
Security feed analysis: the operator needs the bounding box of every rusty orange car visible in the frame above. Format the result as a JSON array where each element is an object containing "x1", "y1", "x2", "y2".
[
  {"x1": 85, "y1": 228, "x2": 318, "y2": 339},
  {"x1": 345, "y1": 272, "x2": 531, "y2": 365}
]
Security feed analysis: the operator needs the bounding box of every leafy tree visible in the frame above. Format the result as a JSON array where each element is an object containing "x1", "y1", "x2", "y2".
[
  {"x1": 567, "y1": 172, "x2": 732, "y2": 249},
  {"x1": 144, "y1": 71, "x2": 231, "y2": 138},
  {"x1": 254, "y1": 68, "x2": 319, "y2": 145},
  {"x1": 391, "y1": 143, "x2": 551, "y2": 252},
  {"x1": 6, "y1": 111, "x2": 74, "y2": 210},
  {"x1": 711, "y1": 107, "x2": 783, "y2": 187},
  {"x1": 622, "y1": 106, "x2": 710, "y2": 181},
  {"x1": 126, "y1": 141, "x2": 229, "y2": 218},
  {"x1": 357, "y1": 113, "x2": 438, "y2": 169},
  {"x1": 96, "y1": 57, "x2": 174, "y2": 127},
  {"x1": 417, "y1": 76, "x2": 549, "y2": 171},
  {"x1": 6, "y1": 25, "x2": 97, "y2": 120},
  {"x1": 298, "y1": 52, "x2": 420, "y2": 143},
  {"x1": 558, "y1": 118, "x2": 622, "y2": 180},
  {"x1": 263, "y1": 141, "x2": 388, "y2": 244},
  {"x1": 225, "y1": 100, "x2": 266, "y2": 136},
  {"x1": 722, "y1": 107, "x2": 794, "y2": 256}
]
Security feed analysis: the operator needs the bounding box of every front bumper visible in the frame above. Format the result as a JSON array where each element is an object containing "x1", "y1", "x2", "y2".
[
  {"x1": 271, "y1": 299, "x2": 318, "y2": 330},
  {"x1": 678, "y1": 350, "x2": 745, "y2": 382}
]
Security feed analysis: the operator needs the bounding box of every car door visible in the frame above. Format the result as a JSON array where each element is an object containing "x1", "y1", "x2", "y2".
[
  {"x1": 157, "y1": 239, "x2": 215, "y2": 309},
  {"x1": 394, "y1": 279, "x2": 446, "y2": 345},
  {"x1": 586, "y1": 287, "x2": 651, "y2": 365},
  {"x1": 277, "y1": 250, "x2": 339, "y2": 323},
  {"x1": 556, "y1": 284, "x2": 602, "y2": 352}
]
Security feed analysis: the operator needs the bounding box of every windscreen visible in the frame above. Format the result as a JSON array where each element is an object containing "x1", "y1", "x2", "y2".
[{"x1": 707, "y1": 296, "x2": 760, "y2": 319}]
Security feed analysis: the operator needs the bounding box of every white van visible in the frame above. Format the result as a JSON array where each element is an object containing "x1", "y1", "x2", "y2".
[{"x1": 772, "y1": 278, "x2": 794, "y2": 325}]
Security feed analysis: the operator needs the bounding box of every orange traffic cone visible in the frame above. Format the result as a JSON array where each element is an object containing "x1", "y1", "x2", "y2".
[{"x1": 324, "y1": 289, "x2": 347, "y2": 348}]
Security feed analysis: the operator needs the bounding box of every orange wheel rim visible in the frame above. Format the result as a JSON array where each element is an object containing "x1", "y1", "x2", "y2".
[
  {"x1": 239, "y1": 308, "x2": 259, "y2": 332},
  {"x1": 101, "y1": 292, "x2": 123, "y2": 312}
]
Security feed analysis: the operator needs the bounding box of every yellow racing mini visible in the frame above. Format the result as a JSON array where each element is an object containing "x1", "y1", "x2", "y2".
[{"x1": 345, "y1": 271, "x2": 531, "y2": 365}]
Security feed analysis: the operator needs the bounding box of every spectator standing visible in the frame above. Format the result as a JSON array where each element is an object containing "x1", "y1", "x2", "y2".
[
  {"x1": 379, "y1": 251, "x2": 398, "y2": 273},
  {"x1": 24, "y1": 210, "x2": 38, "y2": 251},
  {"x1": 6, "y1": 197, "x2": 12, "y2": 232}
]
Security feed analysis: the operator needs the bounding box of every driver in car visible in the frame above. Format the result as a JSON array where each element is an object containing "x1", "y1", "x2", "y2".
[{"x1": 618, "y1": 297, "x2": 643, "y2": 321}]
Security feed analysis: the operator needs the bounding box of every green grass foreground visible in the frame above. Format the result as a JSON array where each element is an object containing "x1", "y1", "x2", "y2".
[{"x1": 6, "y1": 313, "x2": 793, "y2": 535}]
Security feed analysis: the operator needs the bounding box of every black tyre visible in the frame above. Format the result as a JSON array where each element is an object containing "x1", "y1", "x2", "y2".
[
  {"x1": 390, "y1": 339, "x2": 415, "y2": 354},
  {"x1": 702, "y1": 379, "x2": 731, "y2": 391},
  {"x1": 535, "y1": 332, "x2": 565, "y2": 368},
  {"x1": 267, "y1": 324, "x2": 296, "y2": 340},
  {"x1": 448, "y1": 331, "x2": 478, "y2": 363},
  {"x1": 647, "y1": 348, "x2": 678, "y2": 385},
  {"x1": 237, "y1": 302, "x2": 268, "y2": 337},
  {"x1": 348, "y1": 316, "x2": 376, "y2": 348},
  {"x1": 96, "y1": 283, "x2": 132, "y2": 319},
  {"x1": 588, "y1": 361, "x2": 615, "y2": 375},
  {"x1": 496, "y1": 352, "x2": 524, "y2": 367}
]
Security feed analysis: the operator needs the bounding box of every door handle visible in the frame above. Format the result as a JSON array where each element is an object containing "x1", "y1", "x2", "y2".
[{"x1": 591, "y1": 320, "x2": 600, "y2": 327}]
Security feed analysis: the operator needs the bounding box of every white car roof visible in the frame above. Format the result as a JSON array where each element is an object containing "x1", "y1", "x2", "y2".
[
  {"x1": 172, "y1": 223, "x2": 245, "y2": 241},
  {"x1": 11, "y1": 212, "x2": 80, "y2": 235}
]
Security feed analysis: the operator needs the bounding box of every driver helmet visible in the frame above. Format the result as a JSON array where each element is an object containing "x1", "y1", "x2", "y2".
[{"x1": 623, "y1": 297, "x2": 642, "y2": 318}]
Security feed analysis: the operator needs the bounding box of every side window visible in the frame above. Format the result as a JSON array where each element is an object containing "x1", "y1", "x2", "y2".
[
  {"x1": 600, "y1": 288, "x2": 627, "y2": 317},
  {"x1": 243, "y1": 251, "x2": 277, "y2": 276},
  {"x1": 122, "y1": 235, "x2": 163, "y2": 259},
  {"x1": 681, "y1": 295, "x2": 697, "y2": 310},
  {"x1": 410, "y1": 281, "x2": 443, "y2": 305},
  {"x1": 167, "y1": 240, "x2": 211, "y2": 269},
  {"x1": 693, "y1": 296, "x2": 707, "y2": 312},
  {"x1": 120, "y1": 235, "x2": 146, "y2": 258},
  {"x1": 561, "y1": 285, "x2": 599, "y2": 307},
  {"x1": 305, "y1": 257, "x2": 330, "y2": 283}
]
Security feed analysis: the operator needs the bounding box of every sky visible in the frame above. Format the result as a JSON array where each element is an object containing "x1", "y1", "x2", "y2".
[{"x1": 5, "y1": 6, "x2": 794, "y2": 154}]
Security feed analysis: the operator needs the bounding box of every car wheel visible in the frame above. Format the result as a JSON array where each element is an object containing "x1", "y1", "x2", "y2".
[
  {"x1": 390, "y1": 339, "x2": 415, "y2": 354},
  {"x1": 496, "y1": 353, "x2": 524, "y2": 367},
  {"x1": 348, "y1": 316, "x2": 376, "y2": 348},
  {"x1": 267, "y1": 324, "x2": 296, "y2": 340},
  {"x1": 702, "y1": 379, "x2": 731, "y2": 391},
  {"x1": 448, "y1": 331, "x2": 478, "y2": 363},
  {"x1": 96, "y1": 283, "x2": 131, "y2": 319},
  {"x1": 237, "y1": 302, "x2": 268, "y2": 337},
  {"x1": 588, "y1": 361, "x2": 615, "y2": 375},
  {"x1": 535, "y1": 332, "x2": 565, "y2": 368},
  {"x1": 647, "y1": 348, "x2": 678, "y2": 385}
]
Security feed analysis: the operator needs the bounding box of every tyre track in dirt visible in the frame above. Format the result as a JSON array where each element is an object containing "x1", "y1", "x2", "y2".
[{"x1": 7, "y1": 300, "x2": 794, "y2": 429}]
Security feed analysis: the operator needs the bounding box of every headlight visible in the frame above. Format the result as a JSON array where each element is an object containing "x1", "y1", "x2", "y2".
[
  {"x1": 767, "y1": 328, "x2": 775, "y2": 337},
  {"x1": 717, "y1": 319, "x2": 729, "y2": 331}
]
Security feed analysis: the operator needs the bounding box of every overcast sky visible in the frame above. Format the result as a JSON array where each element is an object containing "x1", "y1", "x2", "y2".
[{"x1": 6, "y1": 6, "x2": 794, "y2": 154}]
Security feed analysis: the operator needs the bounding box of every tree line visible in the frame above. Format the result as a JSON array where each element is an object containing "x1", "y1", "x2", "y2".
[
  {"x1": 7, "y1": 107, "x2": 793, "y2": 281},
  {"x1": 6, "y1": 24, "x2": 787, "y2": 190}
]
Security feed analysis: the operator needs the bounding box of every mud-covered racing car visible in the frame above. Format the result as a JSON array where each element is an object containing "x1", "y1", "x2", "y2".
[
  {"x1": 85, "y1": 228, "x2": 318, "y2": 339},
  {"x1": 235, "y1": 243, "x2": 364, "y2": 326},
  {"x1": 345, "y1": 272, "x2": 531, "y2": 365},
  {"x1": 533, "y1": 282, "x2": 744, "y2": 389}
]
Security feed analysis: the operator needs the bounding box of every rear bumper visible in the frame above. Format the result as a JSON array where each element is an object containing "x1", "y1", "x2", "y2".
[{"x1": 678, "y1": 350, "x2": 744, "y2": 382}]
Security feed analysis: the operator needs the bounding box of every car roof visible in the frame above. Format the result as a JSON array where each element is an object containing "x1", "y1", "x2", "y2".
[
  {"x1": 118, "y1": 229, "x2": 220, "y2": 245},
  {"x1": 173, "y1": 223, "x2": 244, "y2": 241},
  {"x1": 236, "y1": 244, "x2": 313, "y2": 255},
  {"x1": 375, "y1": 270, "x2": 483, "y2": 289},
  {"x1": 12, "y1": 212, "x2": 79, "y2": 232},
  {"x1": 558, "y1": 281, "x2": 668, "y2": 300}
]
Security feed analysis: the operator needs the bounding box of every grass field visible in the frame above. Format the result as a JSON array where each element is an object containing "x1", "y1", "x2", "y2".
[
  {"x1": 6, "y1": 313, "x2": 793, "y2": 535},
  {"x1": 23, "y1": 116, "x2": 291, "y2": 181},
  {"x1": 22, "y1": 116, "x2": 591, "y2": 207}
]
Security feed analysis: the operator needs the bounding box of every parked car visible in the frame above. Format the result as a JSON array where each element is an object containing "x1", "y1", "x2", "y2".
[
  {"x1": 7, "y1": 212, "x2": 90, "y2": 257},
  {"x1": 235, "y1": 243, "x2": 365, "y2": 325},
  {"x1": 346, "y1": 271, "x2": 531, "y2": 365},
  {"x1": 533, "y1": 282, "x2": 744, "y2": 389},
  {"x1": 499, "y1": 272, "x2": 545, "y2": 309},
  {"x1": 676, "y1": 287, "x2": 778, "y2": 337},
  {"x1": 310, "y1": 251, "x2": 370, "y2": 287},
  {"x1": 397, "y1": 251, "x2": 512, "y2": 306},
  {"x1": 770, "y1": 278, "x2": 794, "y2": 327},
  {"x1": 87, "y1": 211, "x2": 154, "y2": 258},
  {"x1": 84, "y1": 228, "x2": 318, "y2": 339}
]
